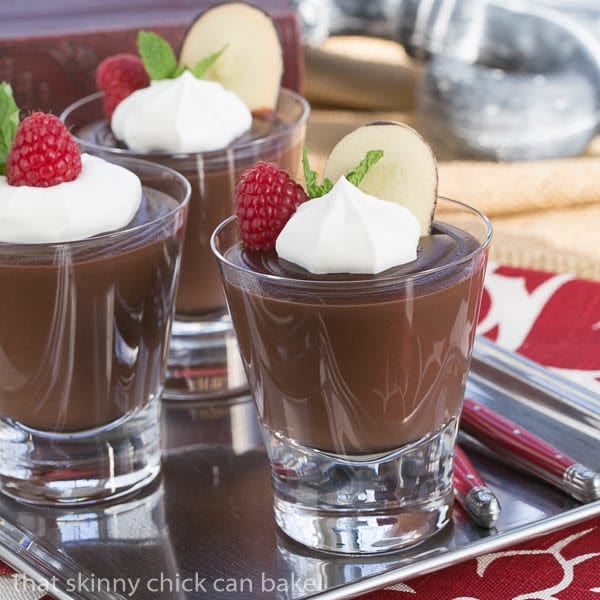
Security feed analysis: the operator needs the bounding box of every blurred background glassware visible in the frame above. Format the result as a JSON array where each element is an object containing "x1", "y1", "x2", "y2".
[
  {"x1": 292, "y1": 0, "x2": 600, "y2": 160},
  {"x1": 62, "y1": 90, "x2": 309, "y2": 403}
]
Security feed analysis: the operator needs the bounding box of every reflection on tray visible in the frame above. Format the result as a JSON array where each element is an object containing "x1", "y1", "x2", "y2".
[{"x1": 163, "y1": 395, "x2": 262, "y2": 456}]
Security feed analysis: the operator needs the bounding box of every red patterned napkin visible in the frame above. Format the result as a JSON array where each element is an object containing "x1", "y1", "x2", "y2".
[
  {"x1": 1, "y1": 264, "x2": 599, "y2": 599},
  {"x1": 371, "y1": 519, "x2": 600, "y2": 599}
]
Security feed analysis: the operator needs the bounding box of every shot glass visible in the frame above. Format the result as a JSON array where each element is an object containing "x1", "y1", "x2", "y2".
[
  {"x1": 61, "y1": 90, "x2": 309, "y2": 401},
  {"x1": 0, "y1": 156, "x2": 190, "y2": 505},
  {"x1": 212, "y1": 198, "x2": 492, "y2": 554}
]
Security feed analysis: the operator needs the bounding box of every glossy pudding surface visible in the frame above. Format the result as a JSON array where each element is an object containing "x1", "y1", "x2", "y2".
[
  {"x1": 222, "y1": 222, "x2": 488, "y2": 454},
  {"x1": 0, "y1": 190, "x2": 183, "y2": 431}
]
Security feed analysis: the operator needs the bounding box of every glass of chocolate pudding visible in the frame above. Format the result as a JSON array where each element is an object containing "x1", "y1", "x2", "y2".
[
  {"x1": 212, "y1": 198, "x2": 492, "y2": 554},
  {"x1": 0, "y1": 156, "x2": 190, "y2": 505},
  {"x1": 61, "y1": 91, "x2": 309, "y2": 401}
]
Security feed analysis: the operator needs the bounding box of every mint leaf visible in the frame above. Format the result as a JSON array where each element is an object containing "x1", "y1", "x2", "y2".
[
  {"x1": 191, "y1": 44, "x2": 228, "y2": 79},
  {"x1": 345, "y1": 149, "x2": 383, "y2": 188},
  {"x1": 0, "y1": 82, "x2": 19, "y2": 176},
  {"x1": 302, "y1": 146, "x2": 384, "y2": 199},
  {"x1": 137, "y1": 31, "x2": 178, "y2": 80},
  {"x1": 302, "y1": 146, "x2": 333, "y2": 199},
  {"x1": 320, "y1": 176, "x2": 334, "y2": 195},
  {"x1": 172, "y1": 64, "x2": 187, "y2": 78},
  {"x1": 302, "y1": 146, "x2": 319, "y2": 198}
]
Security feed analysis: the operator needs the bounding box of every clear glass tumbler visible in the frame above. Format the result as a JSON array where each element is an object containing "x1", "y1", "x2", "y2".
[
  {"x1": 61, "y1": 91, "x2": 309, "y2": 401},
  {"x1": 212, "y1": 198, "x2": 492, "y2": 553},
  {"x1": 0, "y1": 156, "x2": 190, "y2": 505}
]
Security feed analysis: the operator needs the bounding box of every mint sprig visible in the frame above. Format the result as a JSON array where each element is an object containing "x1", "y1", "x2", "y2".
[
  {"x1": 302, "y1": 147, "x2": 334, "y2": 199},
  {"x1": 137, "y1": 31, "x2": 227, "y2": 82},
  {"x1": 0, "y1": 82, "x2": 19, "y2": 176},
  {"x1": 345, "y1": 150, "x2": 384, "y2": 187},
  {"x1": 191, "y1": 44, "x2": 228, "y2": 79},
  {"x1": 138, "y1": 31, "x2": 178, "y2": 80},
  {"x1": 302, "y1": 146, "x2": 384, "y2": 199}
]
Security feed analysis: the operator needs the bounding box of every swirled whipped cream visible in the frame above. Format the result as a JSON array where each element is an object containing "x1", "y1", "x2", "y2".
[
  {"x1": 276, "y1": 176, "x2": 420, "y2": 274},
  {"x1": 0, "y1": 153, "x2": 141, "y2": 244},
  {"x1": 112, "y1": 70, "x2": 252, "y2": 153}
]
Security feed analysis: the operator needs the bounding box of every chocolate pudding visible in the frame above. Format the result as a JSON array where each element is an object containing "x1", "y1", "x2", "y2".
[
  {"x1": 219, "y1": 221, "x2": 488, "y2": 455},
  {"x1": 175, "y1": 138, "x2": 302, "y2": 317},
  {"x1": 71, "y1": 91, "x2": 306, "y2": 318},
  {"x1": 0, "y1": 190, "x2": 183, "y2": 432}
]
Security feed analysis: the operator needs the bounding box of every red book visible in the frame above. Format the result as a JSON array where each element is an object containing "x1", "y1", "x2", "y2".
[{"x1": 0, "y1": 0, "x2": 302, "y2": 114}]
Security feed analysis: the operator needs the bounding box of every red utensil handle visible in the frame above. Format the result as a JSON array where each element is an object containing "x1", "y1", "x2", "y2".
[
  {"x1": 454, "y1": 444, "x2": 486, "y2": 498},
  {"x1": 461, "y1": 398, "x2": 576, "y2": 479}
]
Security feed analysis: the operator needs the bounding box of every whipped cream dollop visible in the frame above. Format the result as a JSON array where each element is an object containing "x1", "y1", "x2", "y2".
[
  {"x1": 276, "y1": 176, "x2": 421, "y2": 274},
  {"x1": 112, "y1": 70, "x2": 252, "y2": 153},
  {"x1": 0, "y1": 154, "x2": 142, "y2": 244}
]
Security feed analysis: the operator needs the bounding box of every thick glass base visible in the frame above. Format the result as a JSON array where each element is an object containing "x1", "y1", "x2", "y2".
[
  {"x1": 268, "y1": 418, "x2": 458, "y2": 554},
  {"x1": 165, "y1": 315, "x2": 248, "y2": 401},
  {"x1": 0, "y1": 395, "x2": 162, "y2": 506}
]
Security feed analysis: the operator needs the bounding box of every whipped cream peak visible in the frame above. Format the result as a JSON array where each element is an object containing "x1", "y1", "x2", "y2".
[
  {"x1": 0, "y1": 154, "x2": 142, "y2": 244},
  {"x1": 111, "y1": 70, "x2": 252, "y2": 153},
  {"x1": 275, "y1": 176, "x2": 420, "y2": 274}
]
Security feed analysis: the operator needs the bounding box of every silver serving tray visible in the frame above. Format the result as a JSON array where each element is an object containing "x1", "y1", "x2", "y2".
[{"x1": 0, "y1": 336, "x2": 599, "y2": 600}]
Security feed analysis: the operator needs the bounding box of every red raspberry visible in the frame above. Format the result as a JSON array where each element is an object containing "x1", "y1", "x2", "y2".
[
  {"x1": 96, "y1": 54, "x2": 149, "y2": 119},
  {"x1": 236, "y1": 162, "x2": 308, "y2": 251},
  {"x1": 7, "y1": 113, "x2": 82, "y2": 187}
]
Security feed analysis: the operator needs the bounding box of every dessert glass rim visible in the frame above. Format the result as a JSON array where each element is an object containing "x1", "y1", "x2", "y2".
[
  {"x1": 60, "y1": 88, "x2": 311, "y2": 161},
  {"x1": 211, "y1": 196, "x2": 492, "y2": 291},
  {"x1": 0, "y1": 155, "x2": 191, "y2": 251}
]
